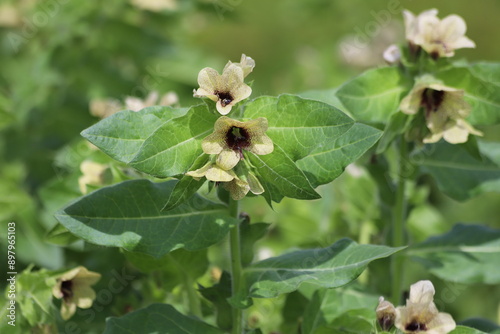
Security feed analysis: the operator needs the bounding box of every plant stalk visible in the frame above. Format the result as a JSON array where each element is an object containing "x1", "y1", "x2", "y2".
[
  {"x1": 229, "y1": 198, "x2": 243, "y2": 334},
  {"x1": 391, "y1": 138, "x2": 409, "y2": 304}
]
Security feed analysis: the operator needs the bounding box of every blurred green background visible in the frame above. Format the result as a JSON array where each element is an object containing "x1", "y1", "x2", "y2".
[{"x1": 1, "y1": 0, "x2": 499, "y2": 332}]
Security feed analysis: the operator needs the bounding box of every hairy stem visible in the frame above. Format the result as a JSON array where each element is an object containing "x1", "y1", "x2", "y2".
[
  {"x1": 229, "y1": 198, "x2": 243, "y2": 334},
  {"x1": 391, "y1": 138, "x2": 409, "y2": 304}
]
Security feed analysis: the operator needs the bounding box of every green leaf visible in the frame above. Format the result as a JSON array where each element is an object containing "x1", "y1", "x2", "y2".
[
  {"x1": 436, "y1": 63, "x2": 500, "y2": 125},
  {"x1": 104, "y1": 303, "x2": 225, "y2": 334},
  {"x1": 81, "y1": 106, "x2": 188, "y2": 164},
  {"x1": 240, "y1": 217, "x2": 270, "y2": 267},
  {"x1": 412, "y1": 141, "x2": 500, "y2": 201},
  {"x1": 244, "y1": 94, "x2": 354, "y2": 162},
  {"x1": 376, "y1": 112, "x2": 410, "y2": 154},
  {"x1": 232, "y1": 238, "x2": 404, "y2": 307},
  {"x1": 45, "y1": 223, "x2": 81, "y2": 246},
  {"x1": 301, "y1": 288, "x2": 379, "y2": 334},
  {"x1": 55, "y1": 179, "x2": 238, "y2": 258},
  {"x1": 129, "y1": 105, "x2": 218, "y2": 177},
  {"x1": 296, "y1": 123, "x2": 382, "y2": 187},
  {"x1": 248, "y1": 145, "x2": 321, "y2": 200},
  {"x1": 312, "y1": 309, "x2": 375, "y2": 334},
  {"x1": 408, "y1": 224, "x2": 500, "y2": 284},
  {"x1": 459, "y1": 318, "x2": 500, "y2": 333},
  {"x1": 450, "y1": 326, "x2": 489, "y2": 334},
  {"x1": 199, "y1": 271, "x2": 233, "y2": 331},
  {"x1": 162, "y1": 154, "x2": 208, "y2": 211},
  {"x1": 336, "y1": 67, "x2": 411, "y2": 123},
  {"x1": 298, "y1": 88, "x2": 347, "y2": 113}
]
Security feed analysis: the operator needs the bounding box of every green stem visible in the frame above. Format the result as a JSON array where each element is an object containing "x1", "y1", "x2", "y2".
[
  {"x1": 229, "y1": 198, "x2": 243, "y2": 334},
  {"x1": 391, "y1": 138, "x2": 409, "y2": 304}
]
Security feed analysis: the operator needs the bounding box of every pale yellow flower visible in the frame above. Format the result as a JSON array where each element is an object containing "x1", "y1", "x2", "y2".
[
  {"x1": 202, "y1": 117, "x2": 273, "y2": 170},
  {"x1": 194, "y1": 64, "x2": 252, "y2": 115},
  {"x1": 400, "y1": 77, "x2": 482, "y2": 144},
  {"x1": 223, "y1": 54, "x2": 255, "y2": 78},
  {"x1": 89, "y1": 98, "x2": 122, "y2": 119},
  {"x1": 78, "y1": 161, "x2": 109, "y2": 194},
  {"x1": 395, "y1": 280, "x2": 456, "y2": 334},
  {"x1": 383, "y1": 44, "x2": 401, "y2": 64},
  {"x1": 125, "y1": 91, "x2": 179, "y2": 111},
  {"x1": 186, "y1": 161, "x2": 236, "y2": 182},
  {"x1": 130, "y1": 0, "x2": 177, "y2": 11},
  {"x1": 376, "y1": 297, "x2": 396, "y2": 331},
  {"x1": 52, "y1": 266, "x2": 101, "y2": 320},
  {"x1": 403, "y1": 9, "x2": 475, "y2": 58}
]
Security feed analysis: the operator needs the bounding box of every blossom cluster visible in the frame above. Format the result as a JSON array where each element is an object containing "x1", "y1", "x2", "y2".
[
  {"x1": 385, "y1": 9, "x2": 481, "y2": 144},
  {"x1": 377, "y1": 281, "x2": 456, "y2": 334},
  {"x1": 188, "y1": 55, "x2": 274, "y2": 200}
]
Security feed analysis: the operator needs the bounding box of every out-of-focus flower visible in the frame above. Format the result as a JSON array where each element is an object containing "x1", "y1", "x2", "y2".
[
  {"x1": 125, "y1": 91, "x2": 179, "y2": 111},
  {"x1": 130, "y1": 0, "x2": 177, "y2": 11},
  {"x1": 52, "y1": 266, "x2": 101, "y2": 320},
  {"x1": 223, "y1": 54, "x2": 255, "y2": 78},
  {"x1": 78, "y1": 161, "x2": 109, "y2": 194},
  {"x1": 403, "y1": 9, "x2": 475, "y2": 58},
  {"x1": 0, "y1": 4, "x2": 21, "y2": 27},
  {"x1": 202, "y1": 117, "x2": 273, "y2": 170},
  {"x1": 194, "y1": 64, "x2": 252, "y2": 115},
  {"x1": 89, "y1": 91, "x2": 179, "y2": 118},
  {"x1": 339, "y1": 22, "x2": 403, "y2": 68},
  {"x1": 395, "y1": 280, "x2": 456, "y2": 334},
  {"x1": 376, "y1": 297, "x2": 396, "y2": 331},
  {"x1": 383, "y1": 44, "x2": 401, "y2": 64},
  {"x1": 89, "y1": 98, "x2": 122, "y2": 119},
  {"x1": 400, "y1": 77, "x2": 482, "y2": 144}
]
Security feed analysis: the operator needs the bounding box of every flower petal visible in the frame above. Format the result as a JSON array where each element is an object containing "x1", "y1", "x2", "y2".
[
  {"x1": 425, "y1": 312, "x2": 456, "y2": 334},
  {"x1": 409, "y1": 280, "x2": 435, "y2": 304},
  {"x1": 438, "y1": 15, "x2": 467, "y2": 44},
  {"x1": 217, "y1": 149, "x2": 240, "y2": 170},
  {"x1": 197, "y1": 67, "x2": 220, "y2": 92},
  {"x1": 400, "y1": 87, "x2": 424, "y2": 115},
  {"x1": 205, "y1": 165, "x2": 235, "y2": 182},
  {"x1": 61, "y1": 301, "x2": 77, "y2": 320}
]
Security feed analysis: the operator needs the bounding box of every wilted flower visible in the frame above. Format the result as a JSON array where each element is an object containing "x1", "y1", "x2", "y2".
[
  {"x1": 376, "y1": 297, "x2": 396, "y2": 331},
  {"x1": 78, "y1": 161, "x2": 110, "y2": 194},
  {"x1": 403, "y1": 9, "x2": 475, "y2": 58},
  {"x1": 223, "y1": 54, "x2": 255, "y2": 78},
  {"x1": 395, "y1": 280, "x2": 456, "y2": 334},
  {"x1": 52, "y1": 266, "x2": 101, "y2": 320},
  {"x1": 222, "y1": 170, "x2": 264, "y2": 200},
  {"x1": 186, "y1": 161, "x2": 264, "y2": 200},
  {"x1": 202, "y1": 117, "x2": 273, "y2": 170},
  {"x1": 194, "y1": 64, "x2": 252, "y2": 115},
  {"x1": 400, "y1": 77, "x2": 482, "y2": 144}
]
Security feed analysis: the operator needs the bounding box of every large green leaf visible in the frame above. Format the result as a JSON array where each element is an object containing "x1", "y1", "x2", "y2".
[
  {"x1": 81, "y1": 106, "x2": 188, "y2": 164},
  {"x1": 231, "y1": 238, "x2": 403, "y2": 307},
  {"x1": 104, "y1": 304, "x2": 225, "y2": 334},
  {"x1": 296, "y1": 123, "x2": 382, "y2": 187},
  {"x1": 436, "y1": 63, "x2": 500, "y2": 125},
  {"x1": 244, "y1": 95, "x2": 381, "y2": 190},
  {"x1": 244, "y1": 94, "x2": 354, "y2": 162},
  {"x1": 55, "y1": 180, "x2": 238, "y2": 258},
  {"x1": 412, "y1": 141, "x2": 500, "y2": 201},
  {"x1": 408, "y1": 224, "x2": 500, "y2": 284},
  {"x1": 82, "y1": 105, "x2": 217, "y2": 177},
  {"x1": 248, "y1": 145, "x2": 320, "y2": 200},
  {"x1": 335, "y1": 67, "x2": 411, "y2": 123}
]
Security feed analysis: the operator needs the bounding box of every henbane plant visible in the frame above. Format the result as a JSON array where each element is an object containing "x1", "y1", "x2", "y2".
[{"x1": 7, "y1": 7, "x2": 500, "y2": 334}]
